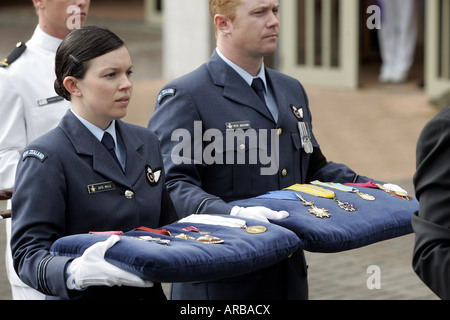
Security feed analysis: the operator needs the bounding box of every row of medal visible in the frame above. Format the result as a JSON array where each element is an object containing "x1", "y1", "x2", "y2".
[
  {"x1": 127, "y1": 216, "x2": 268, "y2": 245},
  {"x1": 285, "y1": 181, "x2": 411, "y2": 219}
]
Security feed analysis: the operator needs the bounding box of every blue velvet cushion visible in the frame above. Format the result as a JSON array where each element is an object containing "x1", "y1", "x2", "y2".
[
  {"x1": 50, "y1": 216, "x2": 300, "y2": 283},
  {"x1": 230, "y1": 187, "x2": 418, "y2": 253}
]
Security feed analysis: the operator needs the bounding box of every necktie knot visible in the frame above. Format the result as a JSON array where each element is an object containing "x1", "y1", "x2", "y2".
[
  {"x1": 251, "y1": 77, "x2": 267, "y2": 107},
  {"x1": 101, "y1": 132, "x2": 115, "y2": 151},
  {"x1": 101, "y1": 131, "x2": 122, "y2": 170},
  {"x1": 251, "y1": 77, "x2": 265, "y2": 94}
]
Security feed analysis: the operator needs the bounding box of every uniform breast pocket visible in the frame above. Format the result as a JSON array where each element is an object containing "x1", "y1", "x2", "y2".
[{"x1": 225, "y1": 130, "x2": 274, "y2": 199}]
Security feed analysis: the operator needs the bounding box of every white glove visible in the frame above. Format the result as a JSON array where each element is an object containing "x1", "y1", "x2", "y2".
[
  {"x1": 66, "y1": 235, "x2": 154, "y2": 290},
  {"x1": 230, "y1": 206, "x2": 289, "y2": 223}
]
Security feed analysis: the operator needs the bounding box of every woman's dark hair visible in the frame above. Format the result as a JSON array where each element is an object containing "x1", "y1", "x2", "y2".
[{"x1": 54, "y1": 26, "x2": 125, "y2": 101}]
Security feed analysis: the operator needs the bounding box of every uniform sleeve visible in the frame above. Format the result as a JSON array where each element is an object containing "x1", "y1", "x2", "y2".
[
  {"x1": 11, "y1": 146, "x2": 72, "y2": 299},
  {"x1": 412, "y1": 109, "x2": 450, "y2": 299},
  {"x1": 148, "y1": 84, "x2": 233, "y2": 218},
  {"x1": 0, "y1": 70, "x2": 28, "y2": 190}
]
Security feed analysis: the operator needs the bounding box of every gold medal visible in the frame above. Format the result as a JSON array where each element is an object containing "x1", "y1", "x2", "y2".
[
  {"x1": 357, "y1": 191, "x2": 376, "y2": 201},
  {"x1": 175, "y1": 233, "x2": 196, "y2": 240},
  {"x1": 196, "y1": 234, "x2": 225, "y2": 244},
  {"x1": 244, "y1": 225, "x2": 267, "y2": 234},
  {"x1": 308, "y1": 206, "x2": 331, "y2": 218},
  {"x1": 297, "y1": 194, "x2": 331, "y2": 218}
]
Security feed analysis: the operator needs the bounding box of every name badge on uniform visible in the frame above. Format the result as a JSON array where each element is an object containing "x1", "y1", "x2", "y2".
[
  {"x1": 225, "y1": 121, "x2": 251, "y2": 130},
  {"x1": 87, "y1": 181, "x2": 115, "y2": 194},
  {"x1": 37, "y1": 96, "x2": 64, "y2": 107}
]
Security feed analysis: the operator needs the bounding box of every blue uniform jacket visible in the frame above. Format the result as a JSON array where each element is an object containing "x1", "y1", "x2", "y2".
[
  {"x1": 11, "y1": 111, "x2": 177, "y2": 300},
  {"x1": 148, "y1": 52, "x2": 372, "y2": 300},
  {"x1": 148, "y1": 51, "x2": 369, "y2": 218}
]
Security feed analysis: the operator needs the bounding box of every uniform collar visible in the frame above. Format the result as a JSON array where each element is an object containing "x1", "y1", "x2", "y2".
[
  {"x1": 70, "y1": 109, "x2": 118, "y2": 145},
  {"x1": 27, "y1": 25, "x2": 63, "y2": 54},
  {"x1": 215, "y1": 48, "x2": 268, "y2": 91}
]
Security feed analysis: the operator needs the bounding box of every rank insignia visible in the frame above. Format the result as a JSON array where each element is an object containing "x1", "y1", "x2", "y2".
[
  {"x1": 290, "y1": 104, "x2": 304, "y2": 120},
  {"x1": 146, "y1": 165, "x2": 162, "y2": 186}
]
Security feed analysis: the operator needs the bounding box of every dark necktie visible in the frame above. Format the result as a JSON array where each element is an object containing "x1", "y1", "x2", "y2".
[
  {"x1": 251, "y1": 77, "x2": 267, "y2": 107},
  {"x1": 101, "y1": 132, "x2": 122, "y2": 169}
]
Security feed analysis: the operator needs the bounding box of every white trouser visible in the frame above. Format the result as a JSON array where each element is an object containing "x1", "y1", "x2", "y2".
[
  {"x1": 378, "y1": 0, "x2": 417, "y2": 78},
  {"x1": 5, "y1": 200, "x2": 45, "y2": 300}
]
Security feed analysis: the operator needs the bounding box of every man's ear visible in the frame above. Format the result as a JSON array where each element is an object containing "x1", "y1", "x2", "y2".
[
  {"x1": 32, "y1": 0, "x2": 45, "y2": 10},
  {"x1": 63, "y1": 76, "x2": 82, "y2": 97},
  {"x1": 214, "y1": 14, "x2": 232, "y2": 35}
]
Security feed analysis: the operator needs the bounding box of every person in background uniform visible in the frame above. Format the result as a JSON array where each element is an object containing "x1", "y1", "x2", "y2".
[
  {"x1": 0, "y1": 0, "x2": 90, "y2": 300},
  {"x1": 11, "y1": 26, "x2": 177, "y2": 300},
  {"x1": 412, "y1": 106, "x2": 450, "y2": 300},
  {"x1": 148, "y1": 0, "x2": 379, "y2": 300},
  {"x1": 377, "y1": 0, "x2": 417, "y2": 83}
]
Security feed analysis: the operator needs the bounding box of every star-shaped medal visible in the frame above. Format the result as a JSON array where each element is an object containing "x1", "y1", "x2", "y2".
[{"x1": 308, "y1": 206, "x2": 331, "y2": 218}]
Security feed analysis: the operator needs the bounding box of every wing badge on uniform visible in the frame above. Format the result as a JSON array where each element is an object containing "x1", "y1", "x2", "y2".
[{"x1": 146, "y1": 165, "x2": 162, "y2": 186}]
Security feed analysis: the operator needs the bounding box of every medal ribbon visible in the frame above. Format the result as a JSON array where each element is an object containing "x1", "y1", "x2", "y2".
[
  {"x1": 285, "y1": 184, "x2": 335, "y2": 199},
  {"x1": 285, "y1": 184, "x2": 356, "y2": 212},
  {"x1": 311, "y1": 181, "x2": 375, "y2": 201}
]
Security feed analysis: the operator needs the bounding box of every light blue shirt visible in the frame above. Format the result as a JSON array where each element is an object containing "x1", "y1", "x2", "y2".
[
  {"x1": 70, "y1": 109, "x2": 126, "y2": 170},
  {"x1": 216, "y1": 48, "x2": 279, "y2": 122}
]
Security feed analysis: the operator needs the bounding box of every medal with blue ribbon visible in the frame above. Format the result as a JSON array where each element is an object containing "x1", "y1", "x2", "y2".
[
  {"x1": 311, "y1": 181, "x2": 376, "y2": 201},
  {"x1": 285, "y1": 184, "x2": 357, "y2": 212}
]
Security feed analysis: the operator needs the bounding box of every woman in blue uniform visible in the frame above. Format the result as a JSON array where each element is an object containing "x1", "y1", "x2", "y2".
[{"x1": 11, "y1": 26, "x2": 177, "y2": 300}]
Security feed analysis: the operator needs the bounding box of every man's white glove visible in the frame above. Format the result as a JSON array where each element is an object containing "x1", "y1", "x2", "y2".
[
  {"x1": 230, "y1": 206, "x2": 289, "y2": 223},
  {"x1": 66, "y1": 235, "x2": 153, "y2": 291}
]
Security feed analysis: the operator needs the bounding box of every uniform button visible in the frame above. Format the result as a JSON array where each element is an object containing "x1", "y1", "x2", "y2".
[
  {"x1": 281, "y1": 169, "x2": 288, "y2": 177},
  {"x1": 125, "y1": 190, "x2": 134, "y2": 199},
  {"x1": 277, "y1": 128, "x2": 283, "y2": 136},
  {"x1": 239, "y1": 144, "x2": 246, "y2": 151}
]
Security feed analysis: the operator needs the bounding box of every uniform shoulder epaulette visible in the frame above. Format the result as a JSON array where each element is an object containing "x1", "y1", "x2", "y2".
[{"x1": 0, "y1": 42, "x2": 27, "y2": 68}]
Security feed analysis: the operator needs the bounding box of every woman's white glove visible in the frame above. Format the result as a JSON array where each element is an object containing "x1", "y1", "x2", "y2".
[
  {"x1": 66, "y1": 235, "x2": 153, "y2": 290},
  {"x1": 230, "y1": 206, "x2": 289, "y2": 223}
]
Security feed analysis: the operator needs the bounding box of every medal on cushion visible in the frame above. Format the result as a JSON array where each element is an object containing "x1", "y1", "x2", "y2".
[
  {"x1": 298, "y1": 122, "x2": 313, "y2": 154},
  {"x1": 182, "y1": 226, "x2": 211, "y2": 234},
  {"x1": 175, "y1": 233, "x2": 225, "y2": 244},
  {"x1": 285, "y1": 184, "x2": 356, "y2": 212},
  {"x1": 175, "y1": 233, "x2": 196, "y2": 240},
  {"x1": 375, "y1": 183, "x2": 412, "y2": 200},
  {"x1": 296, "y1": 194, "x2": 330, "y2": 218},
  {"x1": 131, "y1": 236, "x2": 171, "y2": 245},
  {"x1": 243, "y1": 225, "x2": 267, "y2": 234},
  {"x1": 195, "y1": 234, "x2": 225, "y2": 244},
  {"x1": 311, "y1": 181, "x2": 376, "y2": 201}
]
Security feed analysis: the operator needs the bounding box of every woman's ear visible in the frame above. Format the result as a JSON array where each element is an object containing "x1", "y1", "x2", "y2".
[{"x1": 63, "y1": 76, "x2": 82, "y2": 97}]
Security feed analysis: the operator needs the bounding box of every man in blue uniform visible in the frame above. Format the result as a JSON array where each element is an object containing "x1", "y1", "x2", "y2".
[{"x1": 148, "y1": 0, "x2": 373, "y2": 299}]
